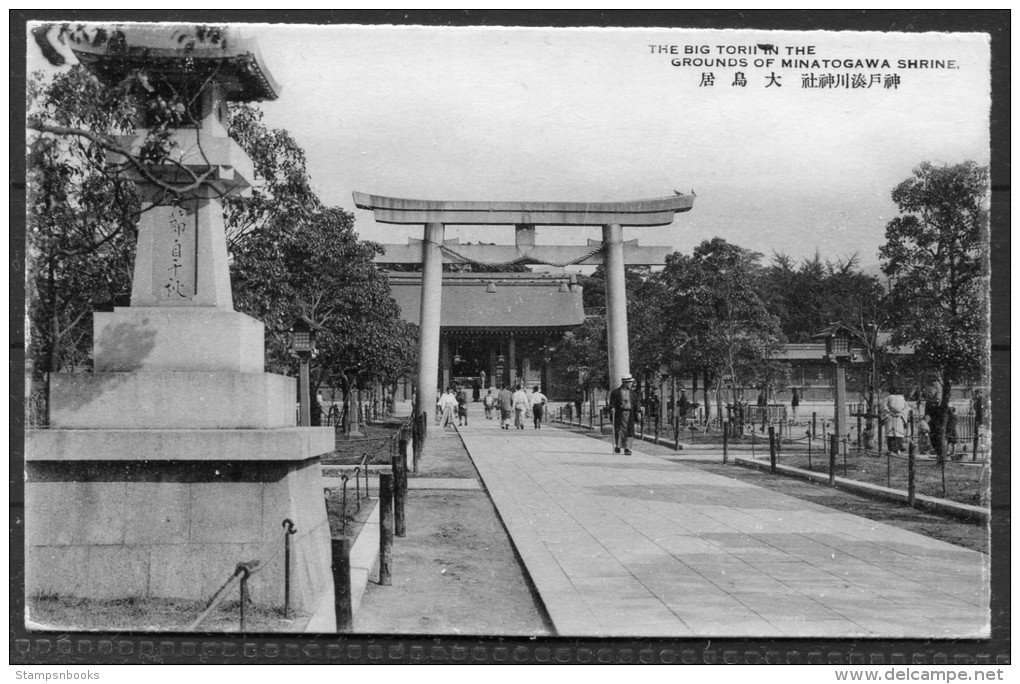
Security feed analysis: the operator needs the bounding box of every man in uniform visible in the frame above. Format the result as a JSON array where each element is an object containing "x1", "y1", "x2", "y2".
[{"x1": 609, "y1": 375, "x2": 642, "y2": 455}]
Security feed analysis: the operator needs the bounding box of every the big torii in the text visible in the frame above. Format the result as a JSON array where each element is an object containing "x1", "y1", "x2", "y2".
[{"x1": 353, "y1": 192, "x2": 696, "y2": 423}]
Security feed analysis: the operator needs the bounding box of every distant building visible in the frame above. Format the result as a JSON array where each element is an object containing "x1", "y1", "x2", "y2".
[{"x1": 387, "y1": 271, "x2": 584, "y2": 400}]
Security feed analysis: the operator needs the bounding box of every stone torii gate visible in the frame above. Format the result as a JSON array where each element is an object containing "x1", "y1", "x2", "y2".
[{"x1": 354, "y1": 193, "x2": 695, "y2": 423}]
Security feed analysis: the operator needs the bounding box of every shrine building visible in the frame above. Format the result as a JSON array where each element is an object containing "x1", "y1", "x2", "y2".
[{"x1": 386, "y1": 270, "x2": 585, "y2": 399}]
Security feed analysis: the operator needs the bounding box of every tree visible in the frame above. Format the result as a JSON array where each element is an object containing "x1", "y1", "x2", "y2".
[
  {"x1": 27, "y1": 32, "x2": 417, "y2": 430},
  {"x1": 547, "y1": 266, "x2": 653, "y2": 399},
  {"x1": 226, "y1": 110, "x2": 416, "y2": 431},
  {"x1": 29, "y1": 24, "x2": 235, "y2": 201},
  {"x1": 26, "y1": 66, "x2": 143, "y2": 413},
  {"x1": 551, "y1": 317, "x2": 609, "y2": 393},
  {"x1": 223, "y1": 104, "x2": 322, "y2": 252},
  {"x1": 657, "y1": 238, "x2": 788, "y2": 426},
  {"x1": 880, "y1": 161, "x2": 989, "y2": 459}
]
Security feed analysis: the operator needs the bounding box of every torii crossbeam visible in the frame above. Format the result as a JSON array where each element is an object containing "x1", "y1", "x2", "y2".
[{"x1": 353, "y1": 192, "x2": 695, "y2": 423}]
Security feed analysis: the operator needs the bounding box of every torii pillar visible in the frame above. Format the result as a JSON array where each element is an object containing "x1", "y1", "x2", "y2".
[{"x1": 354, "y1": 193, "x2": 695, "y2": 424}]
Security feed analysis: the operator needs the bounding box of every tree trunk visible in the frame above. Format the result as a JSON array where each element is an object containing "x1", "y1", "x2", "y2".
[
  {"x1": 936, "y1": 375, "x2": 953, "y2": 464},
  {"x1": 309, "y1": 374, "x2": 321, "y2": 427},
  {"x1": 714, "y1": 375, "x2": 724, "y2": 431},
  {"x1": 341, "y1": 381, "x2": 353, "y2": 436},
  {"x1": 702, "y1": 369, "x2": 711, "y2": 425},
  {"x1": 691, "y1": 370, "x2": 699, "y2": 423},
  {"x1": 865, "y1": 387, "x2": 876, "y2": 450}
]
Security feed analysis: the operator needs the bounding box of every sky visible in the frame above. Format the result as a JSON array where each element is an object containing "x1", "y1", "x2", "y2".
[{"x1": 29, "y1": 22, "x2": 992, "y2": 268}]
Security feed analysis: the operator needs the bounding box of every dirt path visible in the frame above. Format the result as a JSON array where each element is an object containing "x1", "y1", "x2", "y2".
[{"x1": 353, "y1": 426, "x2": 552, "y2": 635}]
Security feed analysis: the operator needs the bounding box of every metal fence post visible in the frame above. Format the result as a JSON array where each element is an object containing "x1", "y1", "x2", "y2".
[
  {"x1": 392, "y1": 441, "x2": 407, "y2": 538},
  {"x1": 907, "y1": 441, "x2": 916, "y2": 506},
  {"x1": 878, "y1": 419, "x2": 883, "y2": 460},
  {"x1": 829, "y1": 434, "x2": 837, "y2": 487},
  {"x1": 378, "y1": 472, "x2": 394, "y2": 586},
  {"x1": 331, "y1": 537, "x2": 353, "y2": 632},
  {"x1": 972, "y1": 425, "x2": 979, "y2": 463},
  {"x1": 282, "y1": 519, "x2": 297, "y2": 619},
  {"x1": 768, "y1": 426, "x2": 777, "y2": 474},
  {"x1": 887, "y1": 447, "x2": 892, "y2": 488},
  {"x1": 238, "y1": 565, "x2": 250, "y2": 633},
  {"x1": 398, "y1": 434, "x2": 410, "y2": 480},
  {"x1": 722, "y1": 420, "x2": 729, "y2": 464},
  {"x1": 941, "y1": 452, "x2": 947, "y2": 497}
]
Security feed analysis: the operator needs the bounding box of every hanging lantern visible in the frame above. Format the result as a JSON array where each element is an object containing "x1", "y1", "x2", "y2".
[{"x1": 288, "y1": 318, "x2": 316, "y2": 358}]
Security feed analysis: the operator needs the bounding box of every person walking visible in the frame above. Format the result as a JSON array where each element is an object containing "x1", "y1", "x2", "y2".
[
  {"x1": 676, "y1": 389, "x2": 690, "y2": 429},
  {"x1": 530, "y1": 385, "x2": 548, "y2": 429},
  {"x1": 483, "y1": 389, "x2": 495, "y2": 420},
  {"x1": 573, "y1": 388, "x2": 584, "y2": 422},
  {"x1": 791, "y1": 387, "x2": 800, "y2": 423},
  {"x1": 609, "y1": 374, "x2": 642, "y2": 455},
  {"x1": 456, "y1": 386, "x2": 469, "y2": 426},
  {"x1": 498, "y1": 384, "x2": 514, "y2": 430},
  {"x1": 438, "y1": 387, "x2": 457, "y2": 429},
  {"x1": 512, "y1": 385, "x2": 529, "y2": 430},
  {"x1": 883, "y1": 386, "x2": 908, "y2": 454},
  {"x1": 946, "y1": 406, "x2": 959, "y2": 459},
  {"x1": 917, "y1": 414, "x2": 932, "y2": 455}
]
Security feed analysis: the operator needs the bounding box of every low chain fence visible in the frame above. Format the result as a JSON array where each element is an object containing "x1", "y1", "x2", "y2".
[
  {"x1": 187, "y1": 512, "x2": 329, "y2": 632},
  {"x1": 554, "y1": 404, "x2": 989, "y2": 508}
]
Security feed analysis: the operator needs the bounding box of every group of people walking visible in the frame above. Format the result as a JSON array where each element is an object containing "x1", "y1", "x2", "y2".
[
  {"x1": 440, "y1": 384, "x2": 550, "y2": 430},
  {"x1": 438, "y1": 374, "x2": 981, "y2": 463},
  {"x1": 484, "y1": 385, "x2": 548, "y2": 430}
]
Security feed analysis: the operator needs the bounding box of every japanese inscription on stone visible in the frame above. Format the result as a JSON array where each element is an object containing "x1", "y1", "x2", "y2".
[{"x1": 150, "y1": 204, "x2": 197, "y2": 301}]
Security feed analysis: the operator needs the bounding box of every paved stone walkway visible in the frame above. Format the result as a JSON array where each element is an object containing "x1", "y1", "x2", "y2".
[{"x1": 457, "y1": 422, "x2": 989, "y2": 638}]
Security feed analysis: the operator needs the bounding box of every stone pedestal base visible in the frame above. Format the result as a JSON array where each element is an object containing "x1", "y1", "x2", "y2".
[
  {"x1": 50, "y1": 372, "x2": 296, "y2": 429},
  {"x1": 93, "y1": 307, "x2": 265, "y2": 373},
  {"x1": 26, "y1": 428, "x2": 334, "y2": 614}
]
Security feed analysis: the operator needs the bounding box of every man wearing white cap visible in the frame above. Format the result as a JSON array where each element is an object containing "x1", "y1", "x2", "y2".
[{"x1": 609, "y1": 374, "x2": 642, "y2": 455}]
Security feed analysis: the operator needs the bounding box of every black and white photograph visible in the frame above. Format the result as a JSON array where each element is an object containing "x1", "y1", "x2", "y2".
[{"x1": 14, "y1": 11, "x2": 1006, "y2": 672}]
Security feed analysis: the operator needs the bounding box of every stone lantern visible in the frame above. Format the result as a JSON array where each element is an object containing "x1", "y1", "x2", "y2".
[
  {"x1": 289, "y1": 318, "x2": 318, "y2": 427},
  {"x1": 813, "y1": 324, "x2": 860, "y2": 442},
  {"x1": 27, "y1": 26, "x2": 334, "y2": 622}
]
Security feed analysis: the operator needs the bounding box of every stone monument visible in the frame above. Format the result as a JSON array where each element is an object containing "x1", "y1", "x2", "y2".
[{"x1": 26, "y1": 27, "x2": 334, "y2": 618}]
